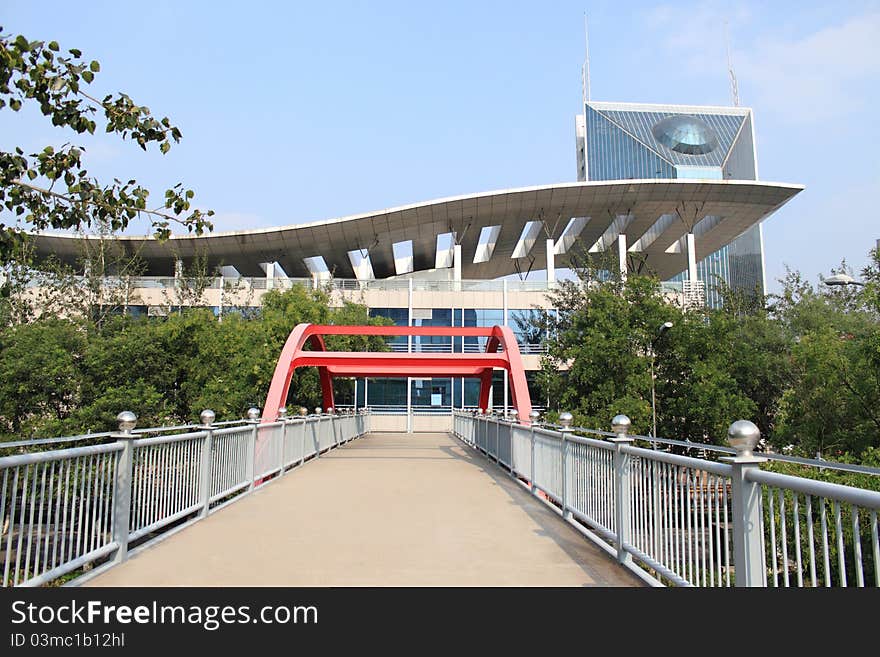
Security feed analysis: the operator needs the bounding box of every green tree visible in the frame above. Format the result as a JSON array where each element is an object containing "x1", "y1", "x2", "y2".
[
  {"x1": 657, "y1": 309, "x2": 757, "y2": 443},
  {"x1": 0, "y1": 318, "x2": 86, "y2": 437},
  {"x1": 763, "y1": 262, "x2": 879, "y2": 457},
  {"x1": 0, "y1": 282, "x2": 390, "y2": 441},
  {"x1": 541, "y1": 267, "x2": 684, "y2": 434}
]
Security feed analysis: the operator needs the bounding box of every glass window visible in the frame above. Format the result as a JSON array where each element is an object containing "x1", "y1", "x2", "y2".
[
  {"x1": 675, "y1": 165, "x2": 723, "y2": 180},
  {"x1": 412, "y1": 308, "x2": 452, "y2": 352},
  {"x1": 411, "y1": 378, "x2": 452, "y2": 408},
  {"x1": 370, "y1": 307, "x2": 408, "y2": 350},
  {"x1": 365, "y1": 378, "x2": 407, "y2": 408},
  {"x1": 508, "y1": 309, "x2": 547, "y2": 348},
  {"x1": 127, "y1": 305, "x2": 148, "y2": 318},
  {"x1": 459, "y1": 308, "x2": 502, "y2": 352}
]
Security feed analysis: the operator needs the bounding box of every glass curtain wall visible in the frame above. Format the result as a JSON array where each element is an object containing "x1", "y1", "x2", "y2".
[{"x1": 411, "y1": 309, "x2": 453, "y2": 411}]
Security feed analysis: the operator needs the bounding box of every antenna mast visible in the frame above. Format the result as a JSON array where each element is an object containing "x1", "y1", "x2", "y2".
[
  {"x1": 583, "y1": 13, "x2": 591, "y2": 103},
  {"x1": 725, "y1": 20, "x2": 740, "y2": 106}
]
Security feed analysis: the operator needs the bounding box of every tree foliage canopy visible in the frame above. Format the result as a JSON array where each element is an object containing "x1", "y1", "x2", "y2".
[
  {"x1": 539, "y1": 243, "x2": 880, "y2": 460},
  {"x1": 0, "y1": 285, "x2": 390, "y2": 441},
  {"x1": 0, "y1": 27, "x2": 213, "y2": 267}
]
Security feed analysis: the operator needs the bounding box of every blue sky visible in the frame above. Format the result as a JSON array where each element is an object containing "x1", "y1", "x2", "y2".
[{"x1": 2, "y1": 0, "x2": 878, "y2": 291}]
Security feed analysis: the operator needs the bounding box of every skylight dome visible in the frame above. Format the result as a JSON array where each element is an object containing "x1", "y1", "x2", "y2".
[{"x1": 651, "y1": 115, "x2": 719, "y2": 155}]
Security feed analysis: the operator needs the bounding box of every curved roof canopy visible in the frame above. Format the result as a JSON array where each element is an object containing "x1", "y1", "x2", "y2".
[{"x1": 31, "y1": 178, "x2": 803, "y2": 281}]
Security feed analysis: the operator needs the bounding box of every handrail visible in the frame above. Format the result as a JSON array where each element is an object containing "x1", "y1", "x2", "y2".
[
  {"x1": 0, "y1": 441, "x2": 124, "y2": 468},
  {"x1": 746, "y1": 468, "x2": 880, "y2": 509},
  {"x1": 452, "y1": 410, "x2": 880, "y2": 588},
  {"x1": 566, "y1": 424, "x2": 880, "y2": 477},
  {"x1": 0, "y1": 411, "x2": 371, "y2": 587}
]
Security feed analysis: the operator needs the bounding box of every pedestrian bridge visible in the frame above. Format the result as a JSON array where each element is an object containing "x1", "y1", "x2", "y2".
[
  {"x1": 82, "y1": 431, "x2": 639, "y2": 587},
  {"x1": 2, "y1": 411, "x2": 879, "y2": 588}
]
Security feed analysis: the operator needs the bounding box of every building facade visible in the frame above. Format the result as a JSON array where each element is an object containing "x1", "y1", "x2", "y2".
[
  {"x1": 576, "y1": 101, "x2": 764, "y2": 307},
  {"x1": 27, "y1": 102, "x2": 801, "y2": 429}
]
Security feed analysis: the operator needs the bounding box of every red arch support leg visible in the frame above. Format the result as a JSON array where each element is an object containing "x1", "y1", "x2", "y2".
[
  {"x1": 318, "y1": 366, "x2": 335, "y2": 412},
  {"x1": 478, "y1": 369, "x2": 493, "y2": 411},
  {"x1": 262, "y1": 326, "x2": 332, "y2": 421}
]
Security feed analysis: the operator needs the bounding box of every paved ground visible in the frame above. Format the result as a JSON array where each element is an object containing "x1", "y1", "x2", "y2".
[{"x1": 86, "y1": 432, "x2": 643, "y2": 587}]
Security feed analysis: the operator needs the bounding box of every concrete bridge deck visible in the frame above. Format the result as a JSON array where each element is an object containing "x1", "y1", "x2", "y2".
[{"x1": 86, "y1": 432, "x2": 643, "y2": 587}]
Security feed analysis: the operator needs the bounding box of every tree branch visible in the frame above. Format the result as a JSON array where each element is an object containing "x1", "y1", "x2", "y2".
[{"x1": 11, "y1": 178, "x2": 205, "y2": 230}]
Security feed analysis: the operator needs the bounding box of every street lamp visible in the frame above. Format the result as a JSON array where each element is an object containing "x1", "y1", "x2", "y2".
[
  {"x1": 824, "y1": 273, "x2": 865, "y2": 287},
  {"x1": 651, "y1": 321, "x2": 674, "y2": 443}
]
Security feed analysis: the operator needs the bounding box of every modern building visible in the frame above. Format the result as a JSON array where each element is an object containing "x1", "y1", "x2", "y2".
[
  {"x1": 28, "y1": 102, "x2": 802, "y2": 429},
  {"x1": 577, "y1": 101, "x2": 764, "y2": 307}
]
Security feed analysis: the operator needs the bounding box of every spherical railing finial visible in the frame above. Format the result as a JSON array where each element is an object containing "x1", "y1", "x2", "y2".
[
  {"x1": 611, "y1": 414, "x2": 631, "y2": 436},
  {"x1": 326, "y1": 407, "x2": 334, "y2": 415},
  {"x1": 199, "y1": 409, "x2": 215, "y2": 427},
  {"x1": 278, "y1": 406, "x2": 287, "y2": 419},
  {"x1": 510, "y1": 409, "x2": 518, "y2": 422},
  {"x1": 299, "y1": 406, "x2": 308, "y2": 416},
  {"x1": 117, "y1": 411, "x2": 137, "y2": 434},
  {"x1": 315, "y1": 406, "x2": 322, "y2": 415},
  {"x1": 246, "y1": 407, "x2": 260, "y2": 421},
  {"x1": 477, "y1": 408, "x2": 484, "y2": 416},
  {"x1": 558, "y1": 411, "x2": 573, "y2": 430},
  {"x1": 529, "y1": 410, "x2": 541, "y2": 423},
  {"x1": 728, "y1": 420, "x2": 761, "y2": 458}
]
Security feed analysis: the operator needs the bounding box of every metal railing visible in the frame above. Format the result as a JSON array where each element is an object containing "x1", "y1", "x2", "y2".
[
  {"x1": 44, "y1": 276, "x2": 559, "y2": 294},
  {"x1": 0, "y1": 409, "x2": 370, "y2": 587},
  {"x1": 453, "y1": 411, "x2": 880, "y2": 588},
  {"x1": 566, "y1": 426, "x2": 880, "y2": 478}
]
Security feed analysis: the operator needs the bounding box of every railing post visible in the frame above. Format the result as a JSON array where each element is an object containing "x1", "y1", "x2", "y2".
[
  {"x1": 327, "y1": 407, "x2": 338, "y2": 448},
  {"x1": 111, "y1": 411, "x2": 137, "y2": 564},
  {"x1": 246, "y1": 407, "x2": 260, "y2": 490},
  {"x1": 529, "y1": 410, "x2": 540, "y2": 494},
  {"x1": 314, "y1": 407, "x2": 322, "y2": 457},
  {"x1": 198, "y1": 410, "x2": 215, "y2": 518},
  {"x1": 508, "y1": 411, "x2": 517, "y2": 475},
  {"x1": 721, "y1": 420, "x2": 767, "y2": 587},
  {"x1": 559, "y1": 412, "x2": 573, "y2": 519},
  {"x1": 610, "y1": 414, "x2": 634, "y2": 566},
  {"x1": 277, "y1": 407, "x2": 288, "y2": 476}
]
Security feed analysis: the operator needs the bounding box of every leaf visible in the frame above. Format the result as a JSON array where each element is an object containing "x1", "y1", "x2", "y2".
[
  {"x1": 159, "y1": 141, "x2": 170, "y2": 154},
  {"x1": 48, "y1": 41, "x2": 60, "y2": 51},
  {"x1": 90, "y1": 60, "x2": 100, "y2": 72},
  {"x1": 69, "y1": 48, "x2": 82, "y2": 57},
  {"x1": 82, "y1": 71, "x2": 94, "y2": 83}
]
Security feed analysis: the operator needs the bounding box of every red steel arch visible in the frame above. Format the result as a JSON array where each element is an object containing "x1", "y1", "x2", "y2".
[{"x1": 261, "y1": 324, "x2": 532, "y2": 423}]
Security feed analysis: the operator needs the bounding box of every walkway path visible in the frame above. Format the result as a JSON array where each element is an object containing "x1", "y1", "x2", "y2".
[{"x1": 86, "y1": 432, "x2": 643, "y2": 586}]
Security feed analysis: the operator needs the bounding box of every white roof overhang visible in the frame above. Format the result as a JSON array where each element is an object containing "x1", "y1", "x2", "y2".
[{"x1": 31, "y1": 179, "x2": 804, "y2": 281}]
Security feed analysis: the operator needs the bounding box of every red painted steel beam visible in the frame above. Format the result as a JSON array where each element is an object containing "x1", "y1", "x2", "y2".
[
  {"x1": 325, "y1": 367, "x2": 491, "y2": 377},
  {"x1": 261, "y1": 323, "x2": 533, "y2": 424},
  {"x1": 287, "y1": 325, "x2": 508, "y2": 337},
  {"x1": 294, "y1": 353, "x2": 510, "y2": 369}
]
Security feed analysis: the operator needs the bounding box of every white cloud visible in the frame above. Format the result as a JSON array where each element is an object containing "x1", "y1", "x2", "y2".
[
  {"x1": 645, "y1": 3, "x2": 880, "y2": 124},
  {"x1": 735, "y1": 11, "x2": 880, "y2": 123}
]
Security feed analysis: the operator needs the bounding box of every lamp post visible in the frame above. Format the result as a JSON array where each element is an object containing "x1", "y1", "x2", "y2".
[
  {"x1": 650, "y1": 321, "x2": 674, "y2": 443},
  {"x1": 824, "y1": 273, "x2": 865, "y2": 287}
]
